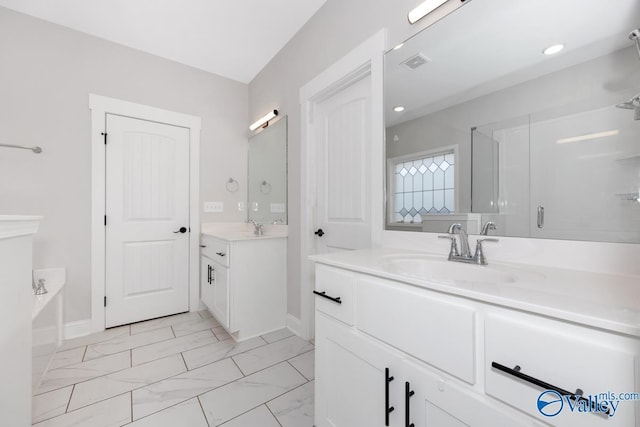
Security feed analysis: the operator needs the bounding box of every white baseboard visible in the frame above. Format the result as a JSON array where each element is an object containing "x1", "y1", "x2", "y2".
[
  {"x1": 64, "y1": 319, "x2": 92, "y2": 340},
  {"x1": 286, "y1": 314, "x2": 305, "y2": 339}
]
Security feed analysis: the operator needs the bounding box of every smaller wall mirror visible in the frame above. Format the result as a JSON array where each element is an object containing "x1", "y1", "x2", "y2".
[{"x1": 248, "y1": 116, "x2": 287, "y2": 224}]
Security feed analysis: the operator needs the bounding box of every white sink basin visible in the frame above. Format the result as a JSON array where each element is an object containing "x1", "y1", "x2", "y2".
[{"x1": 381, "y1": 255, "x2": 544, "y2": 286}]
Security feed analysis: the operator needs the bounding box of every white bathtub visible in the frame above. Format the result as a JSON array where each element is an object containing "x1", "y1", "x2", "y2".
[{"x1": 32, "y1": 268, "x2": 65, "y2": 392}]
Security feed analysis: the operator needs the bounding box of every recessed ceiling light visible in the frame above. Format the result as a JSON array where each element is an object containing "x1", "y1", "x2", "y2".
[
  {"x1": 393, "y1": 106, "x2": 405, "y2": 112},
  {"x1": 393, "y1": 43, "x2": 404, "y2": 50},
  {"x1": 543, "y1": 44, "x2": 564, "y2": 55}
]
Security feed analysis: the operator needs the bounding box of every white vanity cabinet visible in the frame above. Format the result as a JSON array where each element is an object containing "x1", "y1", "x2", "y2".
[
  {"x1": 313, "y1": 262, "x2": 638, "y2": 427},
  {"x1": 200, "y1": 237, "x2": 230, "y2": 328},
  {"x1": 0, "y1": 216, "x2": 41, "y2": 427},
  {"x1": 200, "y1": 233, "x2": 286, "y2": 341}
]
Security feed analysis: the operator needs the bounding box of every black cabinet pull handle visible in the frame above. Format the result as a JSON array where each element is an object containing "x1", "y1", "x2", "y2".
[
  {"x1": 405, "y1": 382, "x2": 415, "y2": 427},
  {"x1": 216, "y1": 252, "x2": 226, "y2": 257},
  {"x1": 313, "y1": 290, "x2": 342, "y2": 304},
  {"x1": 199, "y1": 245, "x2": 206, "y2": 248},
  {"x1": 491, "y1": 362, "x2": 608, "y2": 415},
  {"x1": 207, "y1": 265, "x2": 212, "y2": 284},
  {"x1": 385, "y1": 368, "x2": 394, "y2": 426}
]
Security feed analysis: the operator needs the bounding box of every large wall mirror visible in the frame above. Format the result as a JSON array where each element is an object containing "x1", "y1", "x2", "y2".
[
  {"x1": 248, "y1": 116, "x2": 288, "y2": 224},
  {"x1": 385, "y1": 0, "x2": 640, "y2": 243}
]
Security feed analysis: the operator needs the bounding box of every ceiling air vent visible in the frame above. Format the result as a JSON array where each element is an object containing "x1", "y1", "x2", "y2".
[{"x1": 401, "y1": 53, "x2": 431, "y2": 70}]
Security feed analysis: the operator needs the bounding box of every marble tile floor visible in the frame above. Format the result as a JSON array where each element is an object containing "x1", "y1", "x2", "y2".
[{"x1": 32, "y1": 311, "x2": 315, "y2": 427}]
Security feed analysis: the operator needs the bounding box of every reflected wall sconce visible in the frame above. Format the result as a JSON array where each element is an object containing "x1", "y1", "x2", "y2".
[
  {"x1": 249, "y1": 109, "x2": 278, "y2": 131},
  {"x1": 408, "y1": 0, "x2": 448, "y2": 24}
]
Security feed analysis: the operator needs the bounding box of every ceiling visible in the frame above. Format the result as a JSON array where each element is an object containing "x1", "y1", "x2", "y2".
[
  {"x1": 385, "y1": 0, "x2": 640, "y2": 127},
  {"x1": 0, "y1": 0, "x2": 326, "y2": 83}
]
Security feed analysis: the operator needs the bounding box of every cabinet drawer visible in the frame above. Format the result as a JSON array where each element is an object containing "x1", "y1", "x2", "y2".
[
  {"x1": 200, "y1": 235, "x2": 229, "y2": 267},
  {"x1": 314, "y1": 265, "x2": 356, "y2": 326},
  {"x1": 485, "y1": 315, "x2": 636, "y2": 426},
  {"x1": 357, "y1": 276, "x2": 476, "y2": 384}
]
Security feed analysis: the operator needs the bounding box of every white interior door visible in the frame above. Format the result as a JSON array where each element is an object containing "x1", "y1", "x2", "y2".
[
  {"x1": 105, "y1": 114, "x2": 190, "y2": 327},
  {"x1": 315, "y1": 74, "x2": 372, "y2": 255}
]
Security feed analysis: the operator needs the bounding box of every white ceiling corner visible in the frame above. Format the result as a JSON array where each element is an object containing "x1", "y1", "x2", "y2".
[{"x1": 0, "y1": 0, "x2": 327, "y2": 83}]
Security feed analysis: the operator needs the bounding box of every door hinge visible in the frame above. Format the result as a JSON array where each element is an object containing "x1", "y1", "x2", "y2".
[
  {"x1": 104, "y1": 215, "x2": 107, "y2": 226},
  {"x1": 101, "y1": 132, "x2": 107, "y2": 144},
  {"x1": 104, "y1": 296, "x2": 107, "y2": 307}
]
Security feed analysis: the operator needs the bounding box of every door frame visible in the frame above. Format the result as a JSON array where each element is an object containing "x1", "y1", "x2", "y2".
[
  {"x1": 89, "y1": 94, "x2": 201, "y2": 333},
  {"x1": 298, "y1": 30, "x2": 387, "y2": 339}
]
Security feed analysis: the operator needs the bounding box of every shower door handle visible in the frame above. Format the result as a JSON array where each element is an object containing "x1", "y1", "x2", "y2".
[{"x1": 537, "y1": 205, "x2": 544, "y2": 229}]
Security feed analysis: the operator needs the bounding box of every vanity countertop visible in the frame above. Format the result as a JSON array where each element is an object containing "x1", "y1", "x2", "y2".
[
  {"x1": 310, "y1": 247, "x2": 640, "y2": 337},
  {"x1": 201, "y1": 222, "x2": 287, "y2": 242}
]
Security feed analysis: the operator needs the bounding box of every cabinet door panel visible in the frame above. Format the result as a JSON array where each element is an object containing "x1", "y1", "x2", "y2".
[
  {"x1": 200, "y1": 255, "x2": 214, "y2": 310},
  {"x1": 406, "y1": 360, "x2": 530, "y2": 427},
  {"x1": 315, "y1": 312, "x2": 403, "y2": 427},
  {"x1": 210, "y1": 261, "x2": 230, "y2": 329},
  {"x1": 425, "y1": 402, "x2": 468, "y2": 427}
]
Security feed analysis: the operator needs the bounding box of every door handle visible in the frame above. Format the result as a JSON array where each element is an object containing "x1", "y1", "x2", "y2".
[
  {"x1": 174, "y1": 227, "x2": 188, "y2": 234},
  {"x1": 405, "y1": 382, "x2": 415, "y2": 427},
  {"x1": 314, "y1": 228, "x2": 325, "y2": 237},
  {"x1": 385, "y1": 368, "x2": 395, "y2": 426},
  {"x1": 537, "y1": 205, "x2": 544, "y2": 229},
  {"x1": 313, "y1": 290, "x2": 341, "y2": 304}
]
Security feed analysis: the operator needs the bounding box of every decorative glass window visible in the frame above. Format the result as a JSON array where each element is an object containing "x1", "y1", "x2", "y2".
[{"x1": 390, "y1": 150, "x2": 455, "y2": 223}]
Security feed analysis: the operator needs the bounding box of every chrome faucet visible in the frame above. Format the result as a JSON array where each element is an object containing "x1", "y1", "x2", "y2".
[
  {"x1": 248, "y1": 219, "x2": 263, "y2": 236},
  {"x1": 481, "y1": 221, "x2": 496, "y2": 235},
  {"x1": 439, "y1": 223, "x2": 498, "y2": 265},
  {"x1": 33, "y1": 278, "x2": 48, "y2": 295},
  {"x1": 449, "y1": 223, "x2": 471, "y2": 257}
]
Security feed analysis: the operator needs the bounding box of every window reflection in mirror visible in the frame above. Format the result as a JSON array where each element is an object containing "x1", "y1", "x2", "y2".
[
  {"x1": 384, "y1": 0, "x2": 640, "y2": 243},
  {"x1": 248, "y1": 116, "x2": 287, "y2": 224}
]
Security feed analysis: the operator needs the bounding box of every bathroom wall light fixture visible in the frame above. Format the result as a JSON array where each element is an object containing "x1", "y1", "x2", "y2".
[
  {"x1": 408, "y1": 0, "x2": 448, "y2": 24},
  {"x1": 249, "y1": 109, "x2": 278, "y2": 131},
  {"x1": 556, "y1": 129, "x2": 619, "y2": 144}
]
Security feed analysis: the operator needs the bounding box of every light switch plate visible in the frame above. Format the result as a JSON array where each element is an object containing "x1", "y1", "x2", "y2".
[{"x1": 204, "y1": 201, "x2": 224, "y2": 213}]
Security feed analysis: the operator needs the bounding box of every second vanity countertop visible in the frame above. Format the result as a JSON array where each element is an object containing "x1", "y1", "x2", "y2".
[
  {"x1": 201, "y1": 222, "x2": 288, "y2": 242},
  {"x1": 310, "y1": 247, "x2": 640, "y2": 337}
]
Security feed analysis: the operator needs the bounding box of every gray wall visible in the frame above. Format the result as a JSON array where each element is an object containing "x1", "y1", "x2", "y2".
[
  {"x1": 248, "y1": 0, "x2": 466, "y2": 319},
  {"x1": 0, "y1": 7, "x2": 248, "y2": 324}
]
